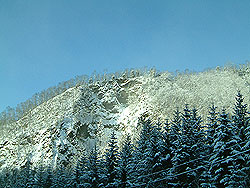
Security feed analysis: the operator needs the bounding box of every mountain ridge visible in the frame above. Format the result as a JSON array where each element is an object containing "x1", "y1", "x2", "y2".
[{"x1": 1, "y1": 65, "x2": 250, "y2": 173}]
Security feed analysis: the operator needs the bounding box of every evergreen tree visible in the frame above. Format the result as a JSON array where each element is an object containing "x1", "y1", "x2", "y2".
[
  {"x1": 200, "y1": 104, "x2": 219, "y2": 187},
  {"x1": 133, "y1": 115, "x2": 169, "y2": 187},
  {"x1": 162, "y1": 118, "x2": 173, "y2": 165},
  {"x1": 150, "y1": 122, "x2": 166, "y2": 173},
  {"x1": 82, "y1": 146, "x2": 101, "y2": 188},
  {"x1": 44, "y1": 165, "x2": 53, "y2": 188},
  {"x1": 155, "y1": 119, "x2": 174, "y2": 187},
  {"x1": 169, "y1": 108, "x2": 181, "y2": 148},
  {"x1": 103, "y1": 131, "x2": 119, "y2": 188},
  {"x1": 21, "y1": 156, "x2": 33, "y2": 188},
  {"x1": 206, "y1": 104, "x2": 219, "y2": 151},
  {"x1": 233, "y1": 91, "x2": 249, "y2": 143},
  {"x1": 170, "y1": 105, "x2": 204, "y2": 187},
  {"x1": 52, "y1": 165, "x2": 68, "y2": 188},
  {"x1": 209, "y1": 108, "x2": 240, "y2": 187},
  {"x1": 8, "y1": 168, "x2": 20, "y2": 188},
  {"x1": 243, "y1": 120, "x2": 250, "y2": 186},
  {"x1": 34, "y1": 164, "x2": 46, "y2": 187},
  {"x1": 26, "y1": 169, "x2": 37, "y2": 188},
  {"x1": 118, "y1": 134, "x2": 134, "y2": 188},
  {"x1": 72, "y1": 153, "x2": 87, "y2": 188},
  {"x1": 190, "y1": 108, "x2": 206, "y2": 186},
  {"x1": 147, "y1": 122, "x2": 165, "y2": 187},
  {"x1": 132, "y1": 115, "x2": 155, "y2": 187},
  {"x1": 0, "y1": 170, "x2": 11, "y2": 188},
  {"x1": 229, "y1": 91, "x2": 249, "y2": 187}
]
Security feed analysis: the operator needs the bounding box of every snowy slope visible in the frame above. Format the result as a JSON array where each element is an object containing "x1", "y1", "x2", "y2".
[
  {"x1": 1, "y1": 67, "x2": 250, "y2": 172},
  {"x1": 0, "y1": 86, "x2": 82, "y2": 170}
]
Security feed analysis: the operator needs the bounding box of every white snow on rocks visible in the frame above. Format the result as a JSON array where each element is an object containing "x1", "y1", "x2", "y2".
[{"x1": 1, "y1": 68, "x2": 250, "y2": 172}]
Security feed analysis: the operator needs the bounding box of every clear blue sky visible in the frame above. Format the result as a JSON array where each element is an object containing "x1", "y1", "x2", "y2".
[{"x1": 1, "y1": 0, "x2": 250, "y2": 112}]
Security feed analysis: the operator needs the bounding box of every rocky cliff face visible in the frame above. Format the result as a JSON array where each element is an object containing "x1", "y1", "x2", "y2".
[
  {"x1": 0, "y1": 73, "x2": 149, "y2": 172},
  {"x1": 1, "y1": 67, "x2": 250, "y2": 172}
]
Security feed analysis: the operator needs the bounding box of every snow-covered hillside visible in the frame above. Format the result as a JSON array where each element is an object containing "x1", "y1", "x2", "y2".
[{"x1": 1, "y1": 66, "x2": 250, "y2": 172}]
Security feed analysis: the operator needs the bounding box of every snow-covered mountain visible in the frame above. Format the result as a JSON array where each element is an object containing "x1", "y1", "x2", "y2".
[{"x1": 1, "y1": 65, "x2": 250, "y2": 172}]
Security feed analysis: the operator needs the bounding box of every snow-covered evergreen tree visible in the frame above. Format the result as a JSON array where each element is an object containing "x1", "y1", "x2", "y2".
[
  {"x1": 170, "y1": 105, "x2": 205, "y2": 187},
  {"x1": 190, "y1": 107, "x2": 206, "y2": 186},
  {"x1": 26, "y1": 168, "x2": 37, "y2": 188},
  {"x1": 229, "y1": 91, "x2": 249, "y2": 187},
  {"x1": 72, "y1": 153, "x2": 87, "y2": 188},
  {"x1": 200, "y1": 104, "x2": 219, "y2": 187},
  {"x1": 81, "y1": 146, "x2": 101, "y2": 188},
  {"x1": 243, "y1": 120, "x2": 250, "y2": 186},
  {"x1": 154, "y1": 119, "x2": 174, "y2": 187},
  {"x1": 132, "y1": 115, "x2": 171, "y2": 187},
  {"x1": 33, "y1": 164, "x2": 46, "y2": 187},
  {"x1": 169, "y1": 109, "x2": 181, "y2": 147},
  {"x1": 233, "y1": 91, "x2": 249, "y2": 142},
  {"x1": 147, "y1": 121, "x2": 167, "y2": 187},
  {"x1": 7, "y1": 168, "x2": 19, "y2": 188},
  {"x1": 132, "y1": 115, "x2": 155, "y2": 187},
  {"x1": 209, "y1": 108, "x2": 241, "y2": 187},
  {"x1": 167, "y1": 109, "x2": 182, "y2": 187},
  {"x1": 162, "y1": 118, "x2": 173, "y2": 166},
  {"x1": 117, "y1": 134, "x2": 134, "y2": 188},
  {"x1": 52, "y1": 165, "x2": 69, "y2": 188},
  {"x1": 206, "y1": 104, "x2": 219, "y2": 151},
  {"x1": 0, "y1": 170, "x2": 11, "y2": 188},
  {"x1": 103, "y1": 131, "x2": 119, "y2": 188},
  {"x1": 43, "y1": 165, "x2": 53, "y2": 188},
  {"x1": 20, "y1": 156, "x2": 33, "y2": 188}
]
